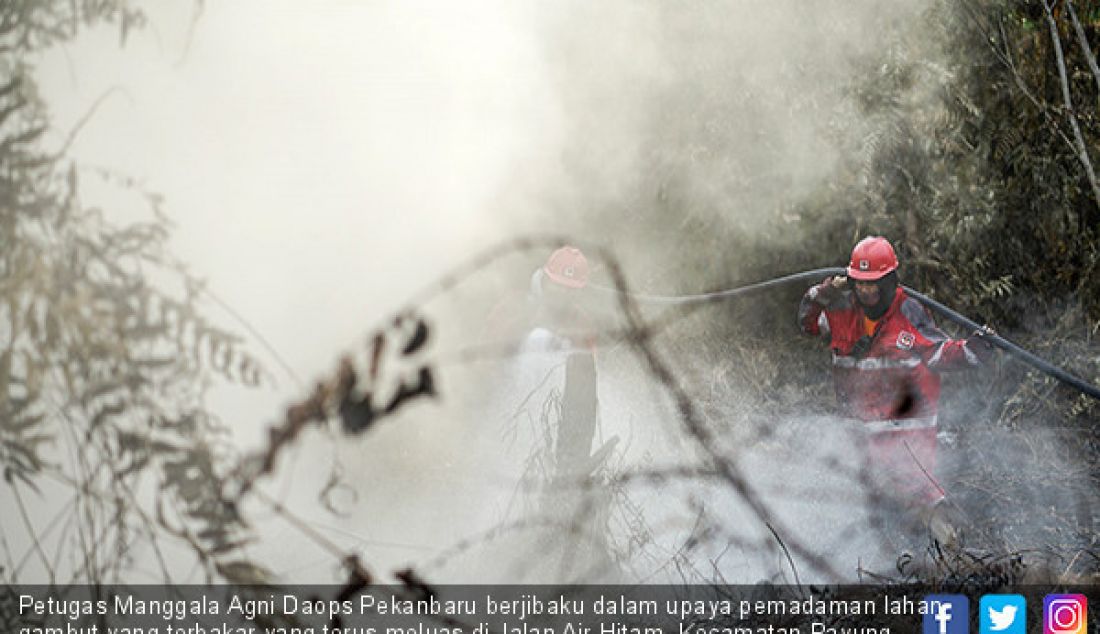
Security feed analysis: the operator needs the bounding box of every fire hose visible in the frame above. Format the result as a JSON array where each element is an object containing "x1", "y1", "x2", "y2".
[{"x1": 591, "y1": 266, "x2": 1100, "y2": 401}]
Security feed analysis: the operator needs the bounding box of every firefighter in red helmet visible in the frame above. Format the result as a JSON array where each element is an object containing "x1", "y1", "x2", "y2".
[
  {"x1": 483, "y1": 245, "x2": 596, "y2": 350},
  {"x1": 798, "y1": 237, "x2": 995, "y2": 536},
  {"x1": 530, "y1": 246, "x2": 596, "y2": 345},
  {"x1": 482, "y1": 245, "x2": 607, "y2": 469},
  {"x1": 481, "y1": 245, "x2": 616, "y2": 573},
  {"x1": 542, "y1": 245, "x2": 590, "y2": 289}
]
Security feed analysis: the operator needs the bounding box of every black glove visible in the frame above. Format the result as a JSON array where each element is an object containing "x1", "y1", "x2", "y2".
[{"x1": 966, "y1": 326, "x2": 997, "y2": 363}]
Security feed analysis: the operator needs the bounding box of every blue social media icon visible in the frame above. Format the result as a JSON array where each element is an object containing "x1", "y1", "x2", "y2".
[
  {"x1": 924, "y1": 595, "x2": 970, "y2": 634},
  {"x1": 981, "y1": 595, "x2": 1026, "y2": 634}
]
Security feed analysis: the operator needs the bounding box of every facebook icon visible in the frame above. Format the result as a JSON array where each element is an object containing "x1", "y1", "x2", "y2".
[{"x1": 924, "y1": 595, "x2": 970, "y2": 634}]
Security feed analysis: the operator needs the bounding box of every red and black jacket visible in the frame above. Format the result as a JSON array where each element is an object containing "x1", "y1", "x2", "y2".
[{"x1": 799, "y1": 284, "x2": 979, "y2": 421}]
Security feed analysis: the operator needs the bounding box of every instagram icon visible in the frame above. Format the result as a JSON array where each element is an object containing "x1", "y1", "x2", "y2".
[{"x1": 1044, "y1": 595, "x2": 1087, "y2": 634}]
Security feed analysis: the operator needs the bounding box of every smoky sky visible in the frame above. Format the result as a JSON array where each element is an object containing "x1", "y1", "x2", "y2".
[
  {"x1": 21, "y1": 0, "x2": 985, "y2": 583},
  {"x1": 34, "y1": 0, "x2": 947, "y2": 401}
]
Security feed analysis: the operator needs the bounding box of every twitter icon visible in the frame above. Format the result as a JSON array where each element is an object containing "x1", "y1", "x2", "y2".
[{"x1": 981, "y1": 595, "x2": 1026, "y2": 634}]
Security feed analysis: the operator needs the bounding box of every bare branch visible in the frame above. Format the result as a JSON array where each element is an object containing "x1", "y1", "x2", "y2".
[
  {"x1": 958, "y1": 1, "x2": 1081, "y2": 168},
  {"x1": 174, "y1": 0, "x2": 205, "y2": 68},
  {"x1": 600, "y1": 249, "x2": 842, "y2": 581},
  {"x1": 1044, "y1": 0, "x2": 1100, "y2": 210},
  {"x1": 50, "y1": 85, "x2": 133, "y2": 159},
  {"x1": 1066, "y1": 0, "x2": 1100, "y2": 96},
  {"x1": 765, "y1": 521, "x2": 804, "y2": 591},
  {"x1": 10, "y1": 481, "x2": 55, "y2": 583}
]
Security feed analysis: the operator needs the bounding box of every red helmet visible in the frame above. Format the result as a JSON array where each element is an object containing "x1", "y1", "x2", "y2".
[
  {"x1": 847, "y1": 236, "x2": 898, "y2": 281},
  {"x1": 543, "y1": 246, "x2": 589, "y2": 289}
]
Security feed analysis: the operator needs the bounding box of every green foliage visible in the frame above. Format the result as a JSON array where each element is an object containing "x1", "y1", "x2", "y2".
[
  {"x1": 0, "y1": 0, "x2": 145, "y2": 53},
  {"x1": 860, "y1": 0, "x2": 1099, "y2": 418},
  {"x1": 1, "y1": 0, "x2": 264, "y2": 584},
  {"x1": 834, "y1": 0, "x2": 1100, "y2": 313},
  {"x1": 702, "y1": 0, "x2": 1100, "y2": 425},
  {"x1": 542, "y1": 1, "x2": 1100, "y2": 430}
]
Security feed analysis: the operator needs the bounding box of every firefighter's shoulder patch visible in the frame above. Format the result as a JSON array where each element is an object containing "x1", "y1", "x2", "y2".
[{"x1": 896, "y1": 331, "x2": 915, "y2": 350}]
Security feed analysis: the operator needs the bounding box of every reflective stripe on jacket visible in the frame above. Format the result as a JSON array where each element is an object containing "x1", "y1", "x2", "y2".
[
  {"x1": 799, "y1": 285, "x2": 982, "y2": 504},
  {"x1": 799, "y1": 286, "x2": 979, "y2": 421}
]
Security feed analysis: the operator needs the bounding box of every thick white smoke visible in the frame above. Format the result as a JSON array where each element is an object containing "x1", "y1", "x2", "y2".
[{"x1": 19, "y1": 0, "x2": 1083, "y2": 587}]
